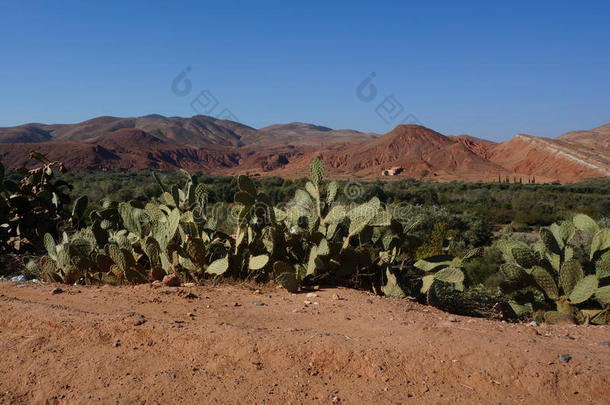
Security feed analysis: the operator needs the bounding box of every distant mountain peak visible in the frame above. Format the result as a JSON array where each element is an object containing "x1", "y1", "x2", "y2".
[
  {"x1": 259, "y1": 122, "x2": 334, "y2": 132},
  {"x1": 557, "y1": 123, "x2": 610, "y2": 151},
  {"x1": 141, "y1": 114, "x2": 166, "y2": 119}
]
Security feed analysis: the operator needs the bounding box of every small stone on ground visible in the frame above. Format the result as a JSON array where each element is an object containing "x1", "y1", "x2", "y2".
[{"x1": 162, "y1": 274, "x2": 181, "y2": 287}]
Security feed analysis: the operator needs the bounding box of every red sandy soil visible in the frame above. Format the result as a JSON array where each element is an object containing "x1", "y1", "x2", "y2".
[{"x1": 0, "y1": 281, "x2": 609, "y2": 404}]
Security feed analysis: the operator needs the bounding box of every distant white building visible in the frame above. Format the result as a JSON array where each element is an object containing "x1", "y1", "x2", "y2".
[{"x1": 382, "y1": 166, "x2": 403, "y2": 176}]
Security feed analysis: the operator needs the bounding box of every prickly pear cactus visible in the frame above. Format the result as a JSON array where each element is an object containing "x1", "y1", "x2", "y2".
[
  {"x1": 500, "y1": 263, "x2": 527, "y2": 283},
  {"x1": 206, "y1": 256, "x2": 229, "y2": 275},
  {"x1": 590, "y1": 229, "x2": 610, "y2": 261},
  {"x1": 511, "y1": 247, "x2": 538, "y2": 269},
  {"x1": 498, "y1": 215, "x2": 609, "y2": 324},
  {"x1": 381, "y1": 268, "x2": 406, "y2": 298},
  {"x1": 573, "y1": 213, "x2": 599, "y2": 234},
  {"x1": 274, "y1": 260, "x2": 300, "y2": 293},
  {"x1": 539, "y1": 228, "x2": 561, "y2": 255},
  {"x1": 558, "y1": 259, "x2": 583, "y2": 295},
  {"x1": 310, "y1": 157, "x2": 324, "y2": 186},
  {"x1": 249, "y1": 254, "x2": 269, "y2": 271},
  {"x1": 568, "y1": 275, "x2": 598, "y2": 304},
  {"x1": 434, "y1": 267, "x2": 464, "y2": 284},
  {"x1": 531, "y1": 266, "x2": 559, "y2": 300}
]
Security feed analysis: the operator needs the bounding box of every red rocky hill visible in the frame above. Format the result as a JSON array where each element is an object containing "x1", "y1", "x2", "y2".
[{"x1": 0, "y1": 116, "x2": 607, "y2": 183}]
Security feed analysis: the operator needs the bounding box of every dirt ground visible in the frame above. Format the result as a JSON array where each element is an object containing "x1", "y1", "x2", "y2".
[{"x1": 0, "y1": 281, "x2": 608, "y2": 405}]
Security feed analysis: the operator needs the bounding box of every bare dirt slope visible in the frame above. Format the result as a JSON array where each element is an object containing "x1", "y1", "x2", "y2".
[
  {"x1": 558, "y1": 123, "x2": 610, "y2": 150},
  {"x1": 319, "y1": 125, "x2": 512, "y2": 182},
  {"x1": 0, "y1": 282, "x2": 608, "y2": 404},
  {"x1": 489, "y1": 134, "x2": 610, "y2": 181},
  {"x1": 1, "y1": 116, "x2": 608, "y2": 182}
]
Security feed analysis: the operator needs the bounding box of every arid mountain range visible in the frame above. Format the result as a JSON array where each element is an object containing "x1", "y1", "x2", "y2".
[{"x1": 0, "y1": 115, "x2": 608, "y2": 182}]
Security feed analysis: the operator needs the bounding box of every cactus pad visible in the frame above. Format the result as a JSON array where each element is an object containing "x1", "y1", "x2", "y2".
[
  {"x1": 237, "y1": 175, "x2": 257, "y2": 196},
  {"x1": 594, "y1": 286, "x2": 610, "y2": 303},
  {"x1": 381, "y1": 268, "x2": 406, "y2": 298},
  {"x1": 511, "y1": 247, "x2": 538, "y2": 269},
  {"x1": 543, "y1": 311, "x2": 571, "y2": 324},
  {"x1": 596, "y1": 260, "x2": 610, "y2": 279},
  {"x1": 249, "y1": 254, "x2": 269, "y2": 270},
  {"x1": 309, "y1": 158, "x2": 324, "y2": 186},
  {"x1": 559, "y1": 259, "x2": 583, "y2": 295},
  {"x1": 568, "y1": 275, "x2": 598, "y2": 304},
  {"x1": 499, "y1": 263, "x2": 527, "y2": 282},
  {"x1": 573, "y1": 214, "x2": 599, "y2": 233},
  {"x1": 531, "y1": 266, "x2": 559, "y2": 300},
  {"x1": 275, "y1": 271, "x2": 298, "y2": 293},
  {"x1": 434, "y1": 267, "x2": 465, "y2": 284},
  {"x1": 326, "y1": 181, "x2": 338, "y2": 205},
  {"x1": 539, "y1": 228, "x2": 561, "y2": 255},
  {"x1": 44, "y1": 233, "x2": 57, "y2": 259},
  {"x1": 206, "y1": 256, "x2": 229, "y2": 275},
  {"x1": 186, "y1": 238, "x2": 206, "y2": 266},
  {"x1": 590, "y1": 229, "x2": 610, "y2": 260},
  {"x1": 414, "y1": 255, "x2": 453, "y2": 272}
]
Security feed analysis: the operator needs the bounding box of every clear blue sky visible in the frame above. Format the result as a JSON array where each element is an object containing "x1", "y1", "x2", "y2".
[{"x1": 1, "y1": 1, "x2": 609, "y2": 141}]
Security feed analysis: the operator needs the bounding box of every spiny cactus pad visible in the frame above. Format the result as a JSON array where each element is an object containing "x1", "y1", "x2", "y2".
[
  {"x1": 44, "y1": 233, "x2": 57, "y2": 259},
  {"x1": 305, "y1": 182, "x2": 319, "y2": 201},
  {"x1": 559, "y1": 259, "x2": 583, "y2": 295},
  {"x1": 421, "y1": 274, "x2": 435, "y2": 294},
  {"x1": 573, "y1": 214, "x2": 599, "y2": 234},
  {"x1": 249, "y1": 254, "x2": 269, "y2": 271},
  {"x1": 543, "y1": 311, "x2": 572, "y2": 324},
  {"x1": 434, "y1": 267, "x2": 465, "y2": 284},
  {"x1": 568, "y1": 275, "x2": 598, "y2": 304},
  {"x1": 462, "y1": 247, "x2": 484, "y2": 262},
  {"x1": 237, "y1": 175, "x2": 257, "y2": 196},
  {"x1": 326, "y1": 181, "x2": 338, "y2": 205},
  {"x1": 594, "y1": 286, "x2": 610, "y2": 303},
  {"x1": 531, "y1": 266, "x2": 559, "y2": 300},
  {"x1": 234, "y1": 191, "x2": 255, "y2": 206},
  {"x1": 496, "y1": 240, "x2": 528, "y2": 264},
  {"x1": 511, "y1": 247, "x2": 538, "y2": 269},
  {"x1": 381, "y1": 269, "x2": 406, "y2": 298},
  {"x1": 186, "y1": 238, "x2": 206, "y2": 265},
  {"x1": 414, "y1": 255, "x2": 453, "y2": 272},
  {"x1": 590, "y1": 229, "x2": 610, "y2": 260},
  {"x1": 309, "y1": 158, "x2": 324, "y2": 186},
  {"x1": 275, "y1": 271, "x2": 298, "y2": 293},
  {"x1": 539, "y1": 228, "x2": 561, "y2": 255},
  {"x1": 499, "y1": 263, "x2": 527, "y2": 282},
  {"x1": 596, "y1": 260, "x2": 610, "y2": 279},
  {"x1": 206, "y1": 256, "x2": 229, "y2": 275}
]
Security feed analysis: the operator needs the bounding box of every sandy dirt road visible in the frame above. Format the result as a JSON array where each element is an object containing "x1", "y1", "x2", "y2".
[{"x1": 0, "y1": 281, "x2": 608, "y2": 404}]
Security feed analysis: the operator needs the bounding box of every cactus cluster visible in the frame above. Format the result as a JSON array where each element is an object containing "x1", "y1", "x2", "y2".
[
  {"x1": 30, "y1": 168, "x2": 226, "y2": 285},
  {"x1": 0, "y1": 153, "x2": 83, "y2": 253},
  {"x1": 497, "y1": 214, "x2": 610, "y2": 324},
  {"x1": 28, "y1": 157, "x2": 417, "y2": 298},
  {"x1": 275, "y1": 158, "x2": 414, "y2": 295},
  {"x1": 13, "y1": 152, "x2": 607, "y2": 325}
]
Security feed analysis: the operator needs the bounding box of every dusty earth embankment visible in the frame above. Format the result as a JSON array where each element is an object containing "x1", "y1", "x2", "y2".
[{"x1": 0, "y1": 282, "x2": 608, "y2": 404}]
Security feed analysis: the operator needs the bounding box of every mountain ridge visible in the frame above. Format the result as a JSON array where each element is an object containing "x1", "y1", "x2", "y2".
[{"x1": 0, "y1": 115, "x2": 607, "y2": 183}]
